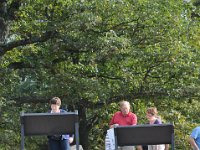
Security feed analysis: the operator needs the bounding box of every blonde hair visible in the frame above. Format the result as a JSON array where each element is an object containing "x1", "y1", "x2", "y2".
[{"x1": 119, "y1": 100, "x2": 130, "y2": 108}]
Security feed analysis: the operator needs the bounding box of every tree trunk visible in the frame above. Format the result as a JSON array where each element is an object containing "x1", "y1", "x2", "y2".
[{"x1": 78, "y1": 105, "x2": 90, "y2": 150}]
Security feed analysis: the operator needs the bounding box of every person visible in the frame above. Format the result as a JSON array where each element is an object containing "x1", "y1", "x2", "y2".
[
  {"x1": 108, "y1": 100, "x2": 141, "y2": 150},
  {"x1": 188, "y1": 126, "x2": 200, "y2": 150},
  {"x1": 142, "y1": 107, "x2": 169, "y2": 150},
  {"x1": 109, "y1": 101, "x2": 137, "y2": 127},
  {"x1": 47, "y1": 97, "x2": 74, "y2": 150}
]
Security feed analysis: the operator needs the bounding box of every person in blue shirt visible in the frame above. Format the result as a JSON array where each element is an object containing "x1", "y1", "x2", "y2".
[
  {"x1": 189, "y1": 126, "x2": 200, "y2": 150},
  {"x1": 48, "y1": 97, "x2": 74, "y2": 150}
]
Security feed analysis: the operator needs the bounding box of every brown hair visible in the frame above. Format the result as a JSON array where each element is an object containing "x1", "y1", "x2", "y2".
[
  {"x1": 146, "y1": 107, "x2": 158, "y2": 116},
  {"x1": 50, "y1": 97, "x2": 61, "y2": 106}
]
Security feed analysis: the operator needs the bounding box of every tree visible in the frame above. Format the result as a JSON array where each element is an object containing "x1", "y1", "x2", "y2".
[{"x1": 0, "y1": 0, "x2": 199, "y2": 149}]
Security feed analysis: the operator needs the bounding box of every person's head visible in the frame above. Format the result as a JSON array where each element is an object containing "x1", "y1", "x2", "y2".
[
  {"x1": 119, "y1": 101, "x2": 131, "y2": 115},
  {"x1": 50, "y1": 97, "x2": 61, "y2": 112},
  {"x1": 146, "y1": 107, "x2": 158, "y2": 120}
]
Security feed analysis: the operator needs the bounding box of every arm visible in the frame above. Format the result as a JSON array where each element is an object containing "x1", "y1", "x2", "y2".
[
  {"x1": 110, "y1": 124, "x2": 116, "y2": 128},
  {"x1": 164, "y1": 144, "x2": 169, "y2": 150},
  {"x1": 110, "y1": 123, "x2": 119, "y2": 128},
  {"x1": 188, "y1": 136, "x2": 200, "y2": 150},
  {"x1": 136, "y1": 145, "x2": 143, "y2": 150},
  {"x1": 131, "y1": 113, "x2": 137, "y2": 125},
  {"x1": 109, "y1": 113, "x2": 116, "y2": 128}
]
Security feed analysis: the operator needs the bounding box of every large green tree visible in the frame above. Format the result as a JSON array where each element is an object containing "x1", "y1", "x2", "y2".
[{"x1": 0, "y1": 0, "x2": 199, "y2": 149}]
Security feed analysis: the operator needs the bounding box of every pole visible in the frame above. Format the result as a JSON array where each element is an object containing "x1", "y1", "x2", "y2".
[
  {"x1": 75, "y1": 110, "x2": 79, "y2": 150},
  {"x1": 20, "y1": 112, "x2": 25, "y2": 150}
]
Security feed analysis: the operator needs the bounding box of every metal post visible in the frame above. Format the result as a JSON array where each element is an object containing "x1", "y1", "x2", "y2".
[
  {"x1": 114, "y1": 128, "x2": 118, "y2": 150},
  {"x1": 75, "y1": 110, "x2": 79, "y2": 150},
  {"x1": 20, "y1": 112, "x2": 25, "y2": 150},
  {"x1": 171, "y1": 132, "x2": 175, "y2": 150}
]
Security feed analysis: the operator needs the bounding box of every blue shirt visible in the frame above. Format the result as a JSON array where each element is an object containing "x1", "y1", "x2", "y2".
[{"x1": 191, "y1": 126, "x2": 200, "y2": 148}]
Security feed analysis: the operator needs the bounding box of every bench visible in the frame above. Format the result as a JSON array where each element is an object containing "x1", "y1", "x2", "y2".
[
  {"x1": 20, "y1": 111, "x2": 80, "y2": 150},
  {"x1": 114, "y1": 124, "x2": 174, "y2": 150}
]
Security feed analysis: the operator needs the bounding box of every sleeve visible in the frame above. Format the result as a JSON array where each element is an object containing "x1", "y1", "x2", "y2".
[
  {"x1": 191, "y1": 127, "x2": 200, "y2": 139},
  {"x1": 131, "y1": 113, "x2": 137, "y2": 125},
  {"x1": 109, "y1": 114, "x2": 115, "y2": 125}
]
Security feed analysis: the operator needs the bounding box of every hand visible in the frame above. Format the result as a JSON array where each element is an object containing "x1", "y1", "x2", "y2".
[
  {"x1": 136, "y1": 145, "x2": 143, "y2": 150},
  {"x1": 69, "y1": 137, "x2": 74, "y2": 143},
  {"x1": 164, "y1": 144, "x2": 169, "y2": 150},
  {"x1": 110, "y1": 124, "x2": 119, "y2": 128}
]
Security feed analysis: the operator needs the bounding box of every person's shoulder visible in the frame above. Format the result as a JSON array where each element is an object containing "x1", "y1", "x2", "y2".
[
  {"x1": 193, "y1": 126, "x2": 200, "y2": 131},
  {"x1": 129, "y1": 112, "x2": 137, "y2": 117},
  {"x1": 191, "y1": 126, "x2": 200, "y2": 135},
  {"x1": 113, "y1": 111, "x2": 121, "y2": 116},
  {"x1": 114, "y1": 111, "x2": 121, "y2": 114},
  {"x1": 154, "y1": 119, "x2": 162, "y2": 124}
]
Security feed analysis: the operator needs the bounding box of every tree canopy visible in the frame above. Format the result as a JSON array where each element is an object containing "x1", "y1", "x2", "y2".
[{"x1": 0, "y1": 0, "x2": 199, "y2": 149}]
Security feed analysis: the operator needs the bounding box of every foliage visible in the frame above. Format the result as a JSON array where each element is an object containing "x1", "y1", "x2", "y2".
[{"x1": 0, "y1": 0, "x2": 199, "y2": 149}]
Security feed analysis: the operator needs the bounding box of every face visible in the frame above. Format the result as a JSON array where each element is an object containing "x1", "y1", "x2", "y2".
[
  {"x1": 51, "y1": 104, "x2": 60, "y2": 113},
  {"x1": 120, "y1": 104, "x2": 130, "y2": 115},
  {"x1": 146, "y1": 113, "x2": 154, "y2": 120}
]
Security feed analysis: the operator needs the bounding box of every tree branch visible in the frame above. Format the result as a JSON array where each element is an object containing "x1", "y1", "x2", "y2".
[{"x1": 0, "y1": 30, "x2": 58, "y2": 56}]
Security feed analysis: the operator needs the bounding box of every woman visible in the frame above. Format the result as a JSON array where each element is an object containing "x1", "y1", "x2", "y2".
[
  {"x1": 47, "y1": 97, "x2": 74, "y2": 150},
  {"x1": 144, "y1": 107, "x2": 169, "y2": 150}
]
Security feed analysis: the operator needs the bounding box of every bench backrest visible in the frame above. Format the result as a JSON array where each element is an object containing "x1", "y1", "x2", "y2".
[
  {"x1": 20, "y1": 112, "x2": 78, "y2": 136},
  {"x1": 114, "y1": 124, "x2": 174, "y2": 149},
  {"x1": 20, "y1": 111, "x2": 79, "y2": 150}
]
